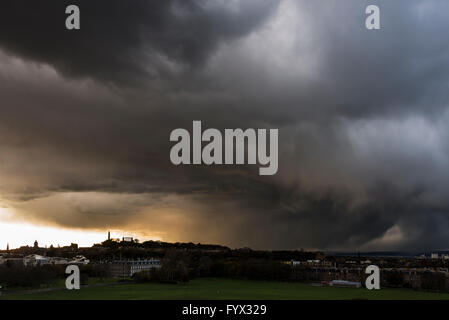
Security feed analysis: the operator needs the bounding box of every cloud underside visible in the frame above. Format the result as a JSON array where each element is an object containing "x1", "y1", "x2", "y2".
[{"x1": 1, "y1": 0, "x2": 449, "y2": 250}]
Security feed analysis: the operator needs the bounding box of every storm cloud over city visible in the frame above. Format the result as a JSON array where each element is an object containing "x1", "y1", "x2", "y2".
[{"x1": 0, "y1": 0, "x2": 449, "y2": 250}]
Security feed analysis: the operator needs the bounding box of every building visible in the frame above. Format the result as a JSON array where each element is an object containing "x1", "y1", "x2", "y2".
[
  {"x1": 69, "y1": 243, "x2": 78, "y2": 250},
  {"x1": 290, "y1": 260, "x2": 334, "y2": 267},
  {"x1": 329, "y1": 280, "x2": 362, "y2": 288},
  {"x1": 51, "y1": 257, "x2": 70, "y2": 265},
  {"x1": 22, "y1": 254, "x2": 86, "y2": 266},
  {"x1": 431, "y1": 253, "x2": 439, "y2": 259},
  {"x1": 108, "y1": 259, "x2": 162, "y2": 278},
  {"x1": 290, "y1": 260, "x2": 301, "y2": 266},
  {"x1": 23, "y1": 254, "x2": 51, "y2": 266},
  {"x1": 69, "y1": 255, "x2": 89, "y2": 265}
]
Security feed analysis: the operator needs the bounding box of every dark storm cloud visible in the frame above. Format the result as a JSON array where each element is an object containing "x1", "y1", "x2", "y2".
[
  {"x1": 1, "y1": 0, "x2": 449, "y2": 250},
  {"x1": 0, "y1": 0, "x2": 280, "y2": 84}
]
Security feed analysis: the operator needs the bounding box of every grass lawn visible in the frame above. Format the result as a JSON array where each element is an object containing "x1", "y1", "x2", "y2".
[{"x1": 3, "y1": 278, "x2": 449, "y2": 300}]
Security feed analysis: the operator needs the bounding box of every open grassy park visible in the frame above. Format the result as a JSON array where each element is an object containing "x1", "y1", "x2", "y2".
[{"x1": 3, "y1": 278, "x2": 449, "y2": 300}]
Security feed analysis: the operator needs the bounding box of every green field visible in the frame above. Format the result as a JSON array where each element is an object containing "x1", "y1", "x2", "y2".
[{"x1": 3, "y1": 278, "x2": 449, "y2": 300}]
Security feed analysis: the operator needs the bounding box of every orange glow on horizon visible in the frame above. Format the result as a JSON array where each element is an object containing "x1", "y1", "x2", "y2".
[{"x1": 0, "y1": 208, "x2": 160, "y2": 250}]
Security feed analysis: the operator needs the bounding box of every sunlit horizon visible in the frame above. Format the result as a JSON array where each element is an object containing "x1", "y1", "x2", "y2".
[{"x1": 0, "y1": 219, "x2": 159, "y2": 250}]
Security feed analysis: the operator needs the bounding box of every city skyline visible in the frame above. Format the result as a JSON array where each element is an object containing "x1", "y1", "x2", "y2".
[{"x1": 0, "y1": 219, "x2": 151, "y2": 250}]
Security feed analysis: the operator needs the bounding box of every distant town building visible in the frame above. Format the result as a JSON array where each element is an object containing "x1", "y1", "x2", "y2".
[
  {"x1": 33, "y1": 240, "x2": 39, "y2": 248},
  {"x1": 361, "y1": 260, "x2": 372, "y2": 264},
  {"x1": 431, "y1": 253, "x2": 439, "y2": 259},
  {"x1": 22, "y1": 254, "x2": 88, "y2": 266},
  {"x1": 122, "y1": 237, "x2": 134, "y2": 242},
  {"x1": 52, "y1": 257, "x2": 70, "y2": 265},
  {"x1": 69, "y1": 255, "x2": 89, "y2": 265},
  {"x1": 290, "y1": 260, "x2": 334, "y2": 267},
  {"x1": 290, "y1": 260, "x2": 301, "y2": 266},
  {"x1": 23, "y1": 254, "x2": 50, "y2": 266},
  {"x1": 329, "y1": 280, "x2": 362, "y2": 288},
  {"x1": 108, "y1": 259, "x2": 162, "y2": 278}
]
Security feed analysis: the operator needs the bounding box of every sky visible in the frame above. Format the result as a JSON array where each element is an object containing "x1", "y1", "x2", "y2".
[{"x1": 1, "y1": 0, "x2": 449, "y2": 251}]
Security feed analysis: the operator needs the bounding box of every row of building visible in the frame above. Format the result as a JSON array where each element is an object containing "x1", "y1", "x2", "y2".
[
  {"x1": 0, "y1": 253, "x2": 162, "y2": 279},
  {"x1": 107, "y1": 259, "x2": 162, "y2": 278},
  {"x1": 0, "y1": 254, "x2": 90, "y2": 266},
  {"x1": 428, "y1": 253, "x2": 449, "y2": 260},
  {"x1": 290, "y1": 258, "x2": 449, "y2": 289}
]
